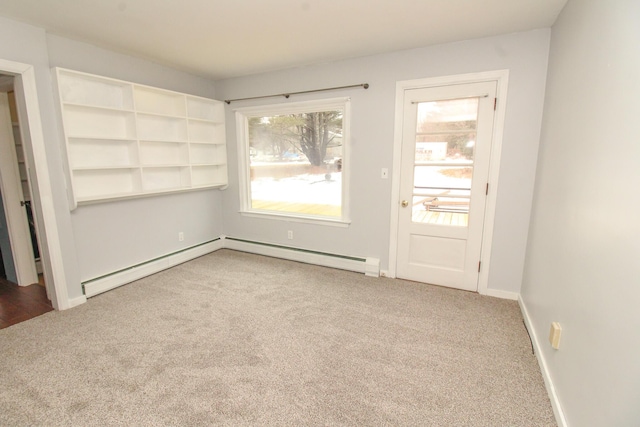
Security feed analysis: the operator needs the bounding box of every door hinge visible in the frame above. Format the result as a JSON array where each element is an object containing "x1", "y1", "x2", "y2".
[
  {"x1": 485, "y1": 183, "x2": 489, "y2": 195},
  {"x1": 478, "y1": 261, "x2": 482, "y2": 272},
  {"x1": 494, "y1": 98, "x2": 497, "y2": 110}
]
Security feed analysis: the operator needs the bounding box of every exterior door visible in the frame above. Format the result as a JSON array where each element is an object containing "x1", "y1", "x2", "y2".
[
  {"x1": 396, "y1": 81, "x2": 497, "y2": 291},
  {"x1": 0, "y1": 91, "x2": 38, "y2": 286}
]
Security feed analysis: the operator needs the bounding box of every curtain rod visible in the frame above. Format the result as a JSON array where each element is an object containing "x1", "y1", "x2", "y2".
[{"x1": 224, "y1": 83, "x2": 369, "y2": 104}]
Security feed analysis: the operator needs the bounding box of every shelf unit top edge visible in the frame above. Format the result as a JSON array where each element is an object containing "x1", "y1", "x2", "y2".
[{"x1": 54, "y1": 67, "x2": 220, "y2": 104}]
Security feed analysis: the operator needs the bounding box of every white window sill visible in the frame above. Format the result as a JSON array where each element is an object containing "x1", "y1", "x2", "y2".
[{"x1": 239, "y1": 210, "x2": 351, "y2": 227}]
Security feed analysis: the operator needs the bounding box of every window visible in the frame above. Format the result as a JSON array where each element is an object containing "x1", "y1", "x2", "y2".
[{"x1": 236, "y1": 98, "x2": 350, "y2": 223}]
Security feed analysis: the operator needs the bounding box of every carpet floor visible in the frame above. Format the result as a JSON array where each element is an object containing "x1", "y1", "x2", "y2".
[{"x1": 0, "y1": 249, "x2": 556, "y2": 426}]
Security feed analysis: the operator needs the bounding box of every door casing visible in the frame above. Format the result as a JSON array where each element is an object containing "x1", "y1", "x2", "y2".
[
  {"x1": 0, "y1": 59, "x2": 72, "y2": 310},
  {"x1": 388, "y1": 70, "x2": 509, "y2": 296}
]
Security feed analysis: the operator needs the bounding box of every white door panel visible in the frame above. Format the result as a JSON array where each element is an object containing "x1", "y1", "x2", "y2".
[{"x1": 396, "y1": 81, "x2": 497, "y2": 291}]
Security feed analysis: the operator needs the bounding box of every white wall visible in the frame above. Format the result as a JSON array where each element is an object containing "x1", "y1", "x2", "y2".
[
  {"x1": 521, "y1": 0, "x2": 640, "y2": 425},
  {"x1": 215, "y1": 29, "x2": 550, "y2": 295},
  {"x1": 45, "y1": 35, "x2": 224, "y2": 282}
]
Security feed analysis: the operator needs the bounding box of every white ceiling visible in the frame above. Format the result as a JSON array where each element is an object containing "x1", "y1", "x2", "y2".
[{"x1": 0, "y1": 0, "x2": 567, "y2": 80}]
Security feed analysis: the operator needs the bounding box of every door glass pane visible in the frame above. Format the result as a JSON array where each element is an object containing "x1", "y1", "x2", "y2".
[{"x1": 412, "y1": 98, "x2": 478, "y2": 226}]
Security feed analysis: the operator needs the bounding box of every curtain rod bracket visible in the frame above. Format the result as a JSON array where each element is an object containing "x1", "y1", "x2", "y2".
[{"x1": 224, "y1": 83, "x2": 369, "y2": 104}]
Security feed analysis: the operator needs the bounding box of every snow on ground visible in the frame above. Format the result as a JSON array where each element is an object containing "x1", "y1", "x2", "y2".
[{"x1": 250, "y1": 172, "x2": 342, "y2": 205}]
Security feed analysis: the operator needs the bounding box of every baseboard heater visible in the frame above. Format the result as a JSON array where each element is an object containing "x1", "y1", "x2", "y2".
[
  {"x1": 82, "y1": 238, "x2": 224, "y2": 298},
  {"x1": 82, "y1": 236, "x2": 380, "y2": 298},
  {"x1": 223, "y1": 236, "x2": 380, "y2": 277}
]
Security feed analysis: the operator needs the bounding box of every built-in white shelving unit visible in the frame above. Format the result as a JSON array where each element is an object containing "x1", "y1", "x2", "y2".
[{"x1": 54, "y1": 68, "x2": 227, "y2": 208}]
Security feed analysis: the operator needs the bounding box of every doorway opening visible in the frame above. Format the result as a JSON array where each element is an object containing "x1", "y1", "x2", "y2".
[
  {"x1": 0, "y1": 73, "x2": 52, "y2": 327},
  {"x1": 0, "y1": 76, "x2": 42, "y2": 283},
  {"x1": 0, "y1": 57, "x2": 77, "y2": 314}
]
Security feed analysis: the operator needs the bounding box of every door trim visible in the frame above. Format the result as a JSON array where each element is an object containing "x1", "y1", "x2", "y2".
[
  {"x1": 388, "y1": 70, "x2": 509, "y2": 296},
  {"x1": 0, "y1": 59, "x2": 72, "y2": 310}
]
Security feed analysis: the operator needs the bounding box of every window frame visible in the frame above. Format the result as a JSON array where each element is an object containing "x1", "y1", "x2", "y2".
[{"x1": 235, "y1": 97, "x2": 351, "y2": 225}]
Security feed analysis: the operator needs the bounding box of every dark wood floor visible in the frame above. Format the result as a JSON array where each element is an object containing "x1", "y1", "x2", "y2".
[{"x1": 0, "y1": 278, "x2": 53, "y2": 329}]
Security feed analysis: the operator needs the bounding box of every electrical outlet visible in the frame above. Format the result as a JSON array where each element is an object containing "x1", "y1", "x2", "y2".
[
  {"x1": 178, "y1": 232, "x2": 184, "y2": 242},
  {"x1": 287, "y1": 230, "x2": 293, "y2": 240}
]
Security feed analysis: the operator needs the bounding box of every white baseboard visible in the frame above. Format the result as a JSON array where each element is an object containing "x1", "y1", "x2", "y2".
[
  {"x1": 67, "y1": 294, "x2": 87, "y2": 308},
  {"x1": 83, "y1": 239, "x2": 223, "y2": 298},
  {"x1": 519, "y1": 296, "x2": 567, "y2": 427},
  {"x1": 483, "y1": 288, "x2": 519, "y2": 300},
  {"x1": 223, "y1": 237, "x2": 379, "y2": 276},
  {"x1": 79, "y1": 236, "x2": 377, "y2": 301}
]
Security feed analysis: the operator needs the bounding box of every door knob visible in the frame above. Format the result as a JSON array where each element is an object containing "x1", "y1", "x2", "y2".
[{"x1": 401, "y1": 200, "x2": 409, "y2": 207}]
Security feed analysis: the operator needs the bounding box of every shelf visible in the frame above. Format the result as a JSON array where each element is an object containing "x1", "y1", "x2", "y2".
[
  {"x1": 187, "y1": 96, "x2": 223, "y2": 121},
  {"x1": 57, "y1": 69, "x2": 133, "y2": 110},
  {"x1": 139, "y1": 140, "x2": 188, "y2": 166},
  {"x1": 191, "y1": 164, "x2": 228, "y2": 187},
  {"x1": 186, "y1": 116, "x2": 222, "y2": 125},
  {"x1": 142, "y1": 166, "x2": 190, "y2": 192},
  {"x1": 68, "y1": 138, "x2": 138, "y2": 169},
  {"x1": 63, "y1": 105, "x2": 136, "y2": 140},
  {"x1": 72, "y1": 165, "x2": 139, "y2": 171},
  {"x1": 54, "y1": 68, "x2": 228, "y2": 206},
  {"x1": 132, "y1": 110, "x2": 186, "y2": 119},
  {"x1": 188, "y1": 120, "x2": 224, "y2": 143},
  {"x1": 135, "y1": 86, "x2": 186, "y2": 117},
  {"x1": 189, "y1": 140, "x2": 226, "y2": 145},
  {"x1": 73, "y1": 168, "x2": 142, "y2": 199},
  {"x1": 62, "y1": 101, "x2": 134, "y2": 113},
  {"x1": 77, "y1": 192, "x2": 143, "y2": 203},
  {"x1": 141, "y1": 164, "x2": 190, "y2": 168},
  {"x1": 137, "y1": 113, "x2": 187, "y2": 141},
  {"x1": 68, "y1": 135, "x2": 136, "y2": 142},
  {"x1": 190, "y1": 143, "x2": 226, "y2": 165},
  {"x1": 75, "y1": 184, "x2": 226, "y2": 205}
]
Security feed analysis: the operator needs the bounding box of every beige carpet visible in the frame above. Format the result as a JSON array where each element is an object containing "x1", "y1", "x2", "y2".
[{"x1": 0, "y1": 249, "x2": 556, "y2": 426}]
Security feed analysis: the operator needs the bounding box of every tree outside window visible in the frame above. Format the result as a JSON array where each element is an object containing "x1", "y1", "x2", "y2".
[{"x1": 237, "y1": 99, "x2": 349, "y2": 221}]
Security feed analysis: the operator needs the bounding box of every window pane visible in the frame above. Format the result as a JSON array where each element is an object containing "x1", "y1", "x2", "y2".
[
  {"x1": 416, "y1": 98, "x2": 478, "y2": 161},
  {"x1": 248, "y1": 110, "x2": 343, "y2": 218},
  {"x1": 414, "y1": 165, "x2": 472, "y2": 190},
  {"x1": 411, "y1": 195, "x2": 469, "y2": 226},
  {"x1": 412, "y1": 97, "x2": 479, "y2": 226}
]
